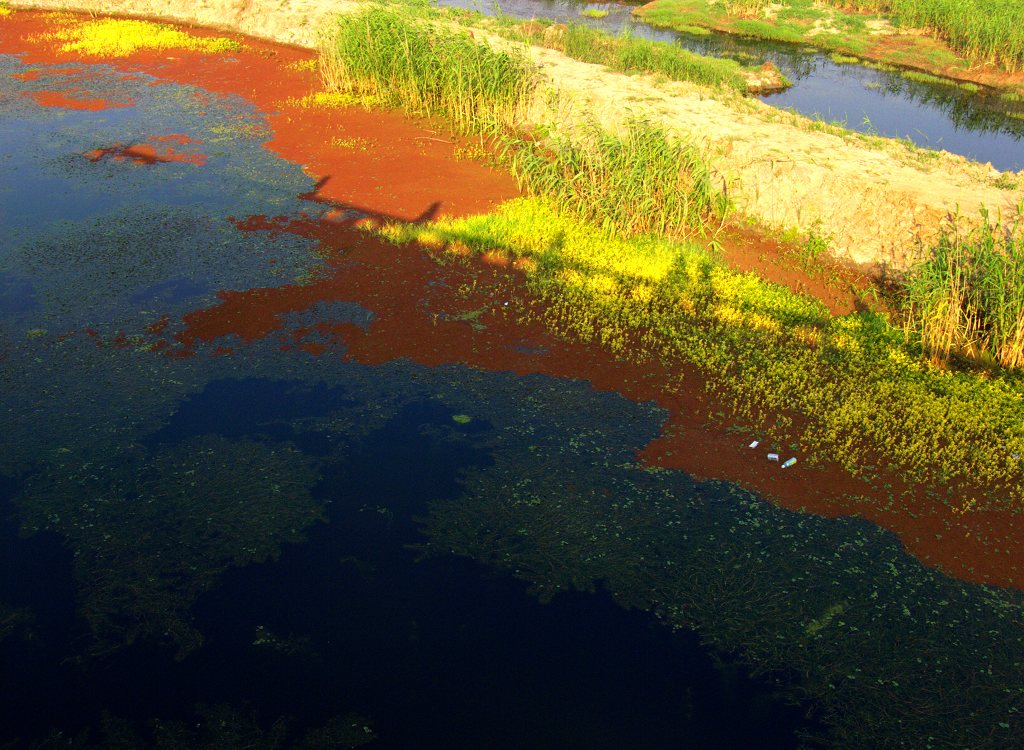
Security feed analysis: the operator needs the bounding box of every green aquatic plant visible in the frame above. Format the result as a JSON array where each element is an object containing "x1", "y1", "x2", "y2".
[
  {"x1": 503, "y1": 118, "x2": 728, "y2": 240},
  {"x1": 380, "y1": 197, "x2": 1024, "y2": 501},
  {"x1": 318, "y1": 3, "x2": 536, "y2": 134},
  {"x1": 419, "y1": 440, "x2": 1024, "y2": 749},
  {"x1": 40, "y1": 18, "x2": 241, "y2": 57},
  {"x1": 17, "y1": 436, "x2": 323, "y2": 658},
  {"x1": 904, "y1": 208, "x2": 1024, "y2": 369}
]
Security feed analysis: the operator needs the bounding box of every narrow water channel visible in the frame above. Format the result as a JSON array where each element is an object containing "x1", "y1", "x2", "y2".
[{"x1": 437, "y1": 0, "x2": 1024, "y2": 171}]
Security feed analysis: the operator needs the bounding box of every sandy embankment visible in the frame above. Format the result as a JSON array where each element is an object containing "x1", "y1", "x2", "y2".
[{"x1": 8, "y1": 0, "x2": 1023, "y2": 271}]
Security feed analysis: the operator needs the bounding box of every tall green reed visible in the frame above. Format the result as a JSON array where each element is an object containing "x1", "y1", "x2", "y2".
[
  {"x1": 503, "y1": 119, "x2": 728, "y2": 240},
  {"x1": 318, "y1": 3, "x2": 535, "y2": 134},
  {"x1": 904, "y1": 208, "x2": 1024, "y2": 369}
]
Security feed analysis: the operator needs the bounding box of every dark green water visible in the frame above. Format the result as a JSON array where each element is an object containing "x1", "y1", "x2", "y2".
[{"x1": 2, "y1": 55, "x2": 1023, "y2": 750}]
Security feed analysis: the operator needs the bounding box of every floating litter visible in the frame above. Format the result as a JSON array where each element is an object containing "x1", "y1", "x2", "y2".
[
  {"x1": 749, "y1": 440, "x2": 760, "y2": 449},
  {"x1": 767, "y1": 453, "x2": 779, "y2": 461},
  {"x1": 782, "y1": 457, "x2": 797, "y2": 468}
]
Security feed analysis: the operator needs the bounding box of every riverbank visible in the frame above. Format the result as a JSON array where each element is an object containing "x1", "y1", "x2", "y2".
[
  {"x1": 636, "y1": 0, "x2": 1024, "y2": 97},
  {"x1": 6, "y1": 0, "x2": 1022, "y2": 587},
  {"x1": 7, "y1": 0, "x2": 1022, "y2": 272}
]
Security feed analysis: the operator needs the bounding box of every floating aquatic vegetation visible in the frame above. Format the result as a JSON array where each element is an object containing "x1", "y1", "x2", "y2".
[
  {"x1": 381, "y1": 197, "x2": 1024, "y2": 508},
  {"x1": 12, "y1": 205, "x2": 320, "y2": 327},
  {"x1": 61, "y1": 704, "x2": 376, "y2": 750},
  {"x1": 419, "y1": 441, "x2": 1024, "y2": 748},
  {"x1": 16, "y1": 435, "x2": 323, "y2": 658},
  {"x1": 39, "y1": 18, "x2": 241, "y2": 58}
]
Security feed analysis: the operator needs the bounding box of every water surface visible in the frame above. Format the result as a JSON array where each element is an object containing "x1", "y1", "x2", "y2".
[
  {"x1": 436, "y1": 0, "x2": 1024, "y2": 170},
  {"x1": 1, "y1": 47, "x2": 1022, "y2": 750}
]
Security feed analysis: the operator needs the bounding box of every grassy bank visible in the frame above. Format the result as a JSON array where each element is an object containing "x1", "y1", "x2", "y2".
[
  {"x1": 318, "y1": 1, "x2": 1023, "y2": 502},
  {"x1": 636, "y1": 0, "x2": 1024, "y2": 93},
  {"x1": 383, "y1": 199, "x2": 1024, "y2": 505},
  {"x1": 831, "y1": 0, "x2": 1024, "y2": 72}
]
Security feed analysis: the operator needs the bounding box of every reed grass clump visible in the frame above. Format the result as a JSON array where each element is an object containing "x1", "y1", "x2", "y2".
[
  {"x1": 552, "y1": 23, "x2": 749, "y2": 93},
  {"x1": 504, "y1": 119, "x2": 727, "y2": 239},
  {"x1": 904, "y1": 209, "x2": 1024, "y2": 369},
  {"x1": 829, "y1": 0, "x2": 1024, "y2": 72},
  {"x1": 318, "y1": 3, "x2": 535, "y2": 134}
]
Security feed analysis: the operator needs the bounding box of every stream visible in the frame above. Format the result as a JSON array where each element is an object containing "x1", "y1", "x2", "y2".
[{"x1": 437, "y1": 0, "x2": 1024, "y2": 171}]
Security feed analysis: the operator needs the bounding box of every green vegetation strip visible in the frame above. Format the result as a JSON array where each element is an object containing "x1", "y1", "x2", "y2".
[
  {"x1": 506, "y1": 18, "x2": 751, "y2": 93},
  {"x1": 383, "y1": 199, "x2": 1024, "y2": 503},
  {"x1": 321, "y1": 1, "x2": 1024, "y2": 502},
  {"x1": 832, "y1": 0, "x2": 1024, "y2": 72}
]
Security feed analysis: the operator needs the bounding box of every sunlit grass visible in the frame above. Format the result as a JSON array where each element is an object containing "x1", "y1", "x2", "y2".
[
  {"x1": 904, "y1": 209, "x2": 1024, "y2": 369},
  {"x1": 318, "y1": 3, "x2": 535, "y2": 135},
  {"x1": 40, "y1": 18, "x2": 241, "y2": 57},
  {"x1": 381, "y1": 198, "x2": 1024, "y2": 503}
]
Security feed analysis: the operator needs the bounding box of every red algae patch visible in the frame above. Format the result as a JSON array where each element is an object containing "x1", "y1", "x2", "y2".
[{"x1": 29, "y1": 89, "x2": 131, "y2": 111}]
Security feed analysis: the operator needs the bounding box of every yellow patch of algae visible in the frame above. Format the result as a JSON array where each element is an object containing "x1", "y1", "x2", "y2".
[{"x1": 41, "y1": 18, "x2": 240, "y2": 57}]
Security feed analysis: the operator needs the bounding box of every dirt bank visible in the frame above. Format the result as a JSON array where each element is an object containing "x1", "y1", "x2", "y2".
[{"x1": 7, "y1": 0, "x2": 1023, "y2": 270}]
